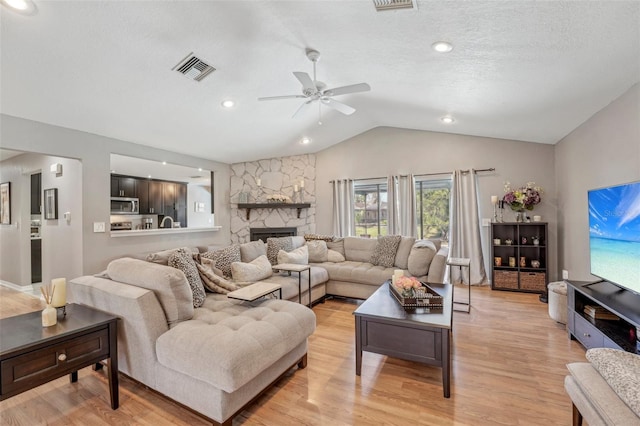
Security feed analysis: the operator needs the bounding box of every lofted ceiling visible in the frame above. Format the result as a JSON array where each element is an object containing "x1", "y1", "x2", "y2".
[{"x1": 1, "y1": 1, "x2": 639, "y2": 164}]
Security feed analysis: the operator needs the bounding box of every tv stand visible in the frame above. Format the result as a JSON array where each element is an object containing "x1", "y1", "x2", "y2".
[{"x1": 566, "y1": 280, "x2": 640, "y2": 354}]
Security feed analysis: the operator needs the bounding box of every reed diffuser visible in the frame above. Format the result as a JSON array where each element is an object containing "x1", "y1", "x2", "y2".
[{"x1": 41, "y1": 283, "x2": 57, "y2": 327}]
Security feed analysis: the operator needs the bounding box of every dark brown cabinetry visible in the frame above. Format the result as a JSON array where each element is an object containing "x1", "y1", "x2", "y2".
[
  {"x1": 137, "y1": 180, "x2": 163, "y2": 214},
  {"x1": 490, "y1": 222, "x2": 548, "y2": 293},
  {"x1": 31, "y1": 239, "x2": 41, "y2": 283},
  {"x1": 111, "y1": 175, "x2": 137, "y2": 198},
  {"x1": 30, "y1": 173, "x2": 41, "y2": 215},
  {"x1": 567, "y1": 280, "x2": 639, "y2": 354},
  {"x1": 161, "y1": 182, "x2": 187, "y2": 227}
]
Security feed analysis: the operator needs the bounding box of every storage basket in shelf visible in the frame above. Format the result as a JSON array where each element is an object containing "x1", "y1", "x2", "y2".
[
  {"x1": 388, "y1": 280, "x2": 444, "y2": 309},
  {"x1": 494, "y1": 270, "x2": 518, "y2": 289},
  {"x1": 520, "y1": 272, "x2": 546, "y2": 291}
]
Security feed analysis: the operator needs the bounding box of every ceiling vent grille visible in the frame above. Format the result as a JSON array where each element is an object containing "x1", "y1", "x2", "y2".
[
  {"x1": 373, "y1": 0, "x2": 416, "y2": 11},
  {"x1": 172, "y1": 53, "x2": 216, "y2": 82}
]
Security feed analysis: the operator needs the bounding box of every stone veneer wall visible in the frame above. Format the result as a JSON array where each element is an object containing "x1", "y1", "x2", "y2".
[{"x1": 230, "y1": 154, "x2": 316, "y2": 243}]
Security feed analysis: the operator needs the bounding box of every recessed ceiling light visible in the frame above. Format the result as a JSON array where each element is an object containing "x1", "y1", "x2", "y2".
[
  {"x1": 441, "y1": 116, "x2": 455, "y2": 124},
  {"x1": 300, "y1": 137, "x2": 311, "y2": 145},
  {"x1": 162, "y1": 161, "x2": 167, "y2": 165},
  {"x1": 221, "y1": 100, "x2": 235, "y2": 108},
  {"x1": 198, "y1": 168, "x2": 203, "y2": 172},
  {"x1": 147, "y1": 175, "x2": 152, "y2": 178},
  {"x1": 2, "y1": 0, "x2": 37, "y2": 14},
  {"x1": 432, "y1": 41, "x2": 453, "y2": 53}
]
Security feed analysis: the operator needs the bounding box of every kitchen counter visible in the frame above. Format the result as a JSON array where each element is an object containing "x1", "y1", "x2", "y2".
[{"x1": 110, "y1": 226, "x2": 221, "y2": 238}]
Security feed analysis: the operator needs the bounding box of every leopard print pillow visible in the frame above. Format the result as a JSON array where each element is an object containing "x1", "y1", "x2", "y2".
[
  {"x1": 201, "y1": 245, "x2": 241, "y2": 278},
  {"x1": 266, "y1": 237, "x2": 293, "y2": 265},
  {"x1": 370, "y1": 235, "x2": 402, "y2": 268},
  {"x1": 168, "y1": 248, "x2": 206, "y2": 308}
]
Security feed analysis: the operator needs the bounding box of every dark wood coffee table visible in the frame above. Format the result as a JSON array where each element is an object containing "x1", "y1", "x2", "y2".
[
  {"x1": 0, "y1": 303, "x2": 119, "y2": 409},
  {"x1": 353, "y1": 281, "x2": 453, "y2": 397}
]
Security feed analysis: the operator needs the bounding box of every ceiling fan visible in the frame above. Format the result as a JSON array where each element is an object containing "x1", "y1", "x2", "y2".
[{"x1": 258, "y1": 49, "x2": 371, "y2": 123}]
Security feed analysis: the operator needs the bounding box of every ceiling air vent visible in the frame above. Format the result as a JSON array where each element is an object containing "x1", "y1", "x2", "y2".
[
  {"x1": 172, "y1": 52, "x2": 216, "y2": 82},
  {"x1": 373, "y1": 0, "x2": 417, "y2": 11}
]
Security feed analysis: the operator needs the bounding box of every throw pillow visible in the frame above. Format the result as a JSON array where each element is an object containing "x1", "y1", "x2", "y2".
[
  {"x1": 239, "y1": 240, "x2": 267, "y2": 263},
  {"x1": 146, "y1": 246, "x2": 199, "y2": 265},
  {"x1": 266, "y1": 236, "x2": 293, "y2": 265},
  {"x1": 196, "y1": 262, "x2": 238, "y2": 294},
  {"x1": 370, "y1": 235, "x2": 402, "y2": 268},
  {"x1": 407, "y1": 240, "x2": 437, "y2": 277},
  {"x1": 307, "y1": 240, "x2": 329, "y2": 262},
  {"x1": 201, "y1": 245, "x2": 241, "y2": 278},
  {"x1": 586, "y1": 348, "x2": 640, "y2": 416},
  {"x1": 277, "y1": 245, "x2": 309, "y2": 265},
  {"x1": 168, "y1": 248, "x2": 206, "y2": 308},
  {"x1": 327, "y1": 237, "x2": 345, "y2": 256},
  {"x1": 304, "y1": 233, "x2": 335, "y2": 242},
  {"x1": 327, "y1": 249, "x2": 346, "y2": 263},
  {"x1": 394, "y1": 236, "x2": 416, "y2": 269},
  {"x1": 230, "y1": 255, "x2": 273, "y2": 282}
]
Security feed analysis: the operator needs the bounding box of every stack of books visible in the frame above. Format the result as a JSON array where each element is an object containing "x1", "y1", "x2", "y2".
[{"x1": 584, "y1": 305, "x2": 620, "y2": 321}]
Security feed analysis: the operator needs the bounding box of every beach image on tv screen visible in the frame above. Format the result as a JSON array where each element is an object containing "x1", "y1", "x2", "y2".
[{"x1": 588, "y1": 181, "x2": 640, "y2": 294}]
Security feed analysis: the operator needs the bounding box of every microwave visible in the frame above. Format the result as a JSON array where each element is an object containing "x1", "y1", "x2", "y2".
[{"x1": 110, "y1": 197, "x2": 139, "y2": 215}]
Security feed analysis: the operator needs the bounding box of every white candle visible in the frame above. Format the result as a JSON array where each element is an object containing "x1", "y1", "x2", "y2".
[
  {"x1": 51, "y1": 278, "x2": 66, "y2": 307},
  {"x1": 256, "y1": 178, "x2": 261, "y2": 187},
  {"x1": 392, "y1": 269, "x2": 404, "y2": 285},
  {"x1": 294, "y1": 184, "x2": 298, "y2": 192},
  {"x1": 300, "y1": 180, "x2": 304, "y2": 188},
  {"x1": 491, "y1": 195, "x2": 498, "y2": 205}
]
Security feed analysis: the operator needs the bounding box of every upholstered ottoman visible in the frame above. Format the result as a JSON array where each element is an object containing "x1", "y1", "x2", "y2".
[{"x1": 548, "y1": 281, "x2": 567, "y2": 324}]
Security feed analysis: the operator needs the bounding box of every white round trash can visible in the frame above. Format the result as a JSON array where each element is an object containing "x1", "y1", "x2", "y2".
[{"x1": 548, "y1": 281, "x2": 567, "y2": 324}]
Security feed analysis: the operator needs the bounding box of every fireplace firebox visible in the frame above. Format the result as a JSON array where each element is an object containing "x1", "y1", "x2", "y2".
[{"x1": 250, "y1": 227, "x2": 296, "y2": 243}]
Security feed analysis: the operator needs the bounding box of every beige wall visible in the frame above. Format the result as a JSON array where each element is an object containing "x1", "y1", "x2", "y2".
[
  {"x1": 555, "y1": 83, "x2": 640, "y2": 281},
  {"x1": 315, "y1": 127, "x2": 558, "y2": 280},
  {"x1": 1, "y1": 114, "x2": 231, "y2": 281}
]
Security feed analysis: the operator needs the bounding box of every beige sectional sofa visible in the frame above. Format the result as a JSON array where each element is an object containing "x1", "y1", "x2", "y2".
[{"x1": 68, "y1": 235, "x2": 447, "y2": 425}]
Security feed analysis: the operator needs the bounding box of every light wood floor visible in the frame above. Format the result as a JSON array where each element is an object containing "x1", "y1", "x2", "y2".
[{"x1": 0, "y1": 285, "x2": 587, "y2": 425}]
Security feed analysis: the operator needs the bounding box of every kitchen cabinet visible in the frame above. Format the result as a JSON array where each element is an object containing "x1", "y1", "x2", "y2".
[
  {"x1": 138, "y1": 179, "x2": 163, "y2": 214},
  {"x1": 30, "y1": 173, "x2": 41, "y2": 215},
  {"x1": 111, "y1": 175, "x2": 137, "y2": 198},
  {"x1": 161, "y1": 181, "x2": 187, "y2": 227},
  {"x1": 31, "y1": 239, "x2": 42, "y2": 283}
]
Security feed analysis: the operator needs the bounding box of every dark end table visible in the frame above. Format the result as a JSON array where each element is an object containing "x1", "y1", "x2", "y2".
[{"x1": 0, "y1": 303, "x2": 119, "y2": 409}]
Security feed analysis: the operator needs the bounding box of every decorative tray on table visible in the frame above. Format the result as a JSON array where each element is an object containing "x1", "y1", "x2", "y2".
[{"x1": 388, "y1": 280, "x2": 444, "y2": 310}]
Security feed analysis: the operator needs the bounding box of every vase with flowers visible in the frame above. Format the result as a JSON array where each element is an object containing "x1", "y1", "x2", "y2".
[
  {"x1": 394, "y1": 275, "x2": 422, "y2": 298},
  {"x1": 502, "y1": 182, "x2": 543, "y2": 222}
]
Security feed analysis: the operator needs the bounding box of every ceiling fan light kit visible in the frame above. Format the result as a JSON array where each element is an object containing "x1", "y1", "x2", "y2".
[{"x1": 258, "y1": 49, "x2": 370, "y2": 122}]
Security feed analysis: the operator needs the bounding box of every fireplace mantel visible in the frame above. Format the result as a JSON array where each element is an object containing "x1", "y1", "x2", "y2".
[{"x1": 237, "y1": 203, "x2": 311, "y2": 220}]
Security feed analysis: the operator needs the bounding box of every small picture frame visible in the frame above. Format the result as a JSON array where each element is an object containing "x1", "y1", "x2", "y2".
[
  {"x1": 44, "y1": 188, "x2": 58, "y2": 220},
  {"x1": 0, "y1": 182, "x2": 10, "y2": 225}
]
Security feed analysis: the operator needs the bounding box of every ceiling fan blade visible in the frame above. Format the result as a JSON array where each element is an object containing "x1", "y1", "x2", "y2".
[
  {"x1": 322, "y1": 98, "x2": 356, "y2": 115},
  {"x1": 292, "y1": 100, "x2": 313, "y2": 118},
  {"x1": 293, "y1": 72, "x2": 316, "y2": 93},
  {"x1": 258, "y1": 95, "x2": 306, "y2": 101},
  {"x1": 323, "y1": 83, "x2": 371, "y2": 97}
]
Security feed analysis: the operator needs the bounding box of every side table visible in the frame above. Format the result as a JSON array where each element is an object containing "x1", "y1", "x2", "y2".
[
  {"x1": 447, "y1": 257, "x2": 471, "y2": 313},
  {"x1": 0, "y1": 303, "x2": 119, "y2": 409},
  {"x1": 227, "y1": 281, "x2": 282, "y2": 302},
  {"x1": 272, "y1": 263, "x2": 312, "y2": 307}
]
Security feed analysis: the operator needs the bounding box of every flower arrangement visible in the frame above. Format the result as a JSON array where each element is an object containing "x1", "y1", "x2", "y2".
[
  {"x1": 266, "y1": 194, "x2": 292, "y2": 203},
  {"x1": 394, "y1": 276, "x2": 422, "y2": 297},
  {"x1": 502, "y1": 182, "x2": 543, "y2": 212}
]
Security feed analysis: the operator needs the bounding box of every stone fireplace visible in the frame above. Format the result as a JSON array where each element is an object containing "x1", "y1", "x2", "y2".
[{"x1": 249, "y1": 227, "x2": 297, "y2": 243}]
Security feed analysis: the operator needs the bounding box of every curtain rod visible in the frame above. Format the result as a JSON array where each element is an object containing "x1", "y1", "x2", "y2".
[{"x1": 329, "y1": 168, "x2": 495, "y2": 183}]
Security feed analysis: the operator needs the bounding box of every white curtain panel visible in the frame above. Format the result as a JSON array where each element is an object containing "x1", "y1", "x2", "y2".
[
  {"x1": 332, "y1": 179, "x2": 355, "y2": 237},
  {"x1": 398, "y1": 174, "x2": 417, "y2": 237},
  {"x1": 449, "y1": 170, "x2": 487, "y2": 285},
  {"x1": 387, "y1": 176, "x2": 398, "y2": 234}
]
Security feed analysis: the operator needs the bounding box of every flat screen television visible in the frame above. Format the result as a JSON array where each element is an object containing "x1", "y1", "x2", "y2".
[{"x1": 588, "y1": 180, "x2": 640, "y2": 295}]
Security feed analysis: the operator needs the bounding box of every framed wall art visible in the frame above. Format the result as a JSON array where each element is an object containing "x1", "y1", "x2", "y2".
[
  {"x1": 44, "y1": 188, "x2": 58, "y2": 220},
  {"x1": 0, "y1": 182, "x2": 10, "y2": 224}
]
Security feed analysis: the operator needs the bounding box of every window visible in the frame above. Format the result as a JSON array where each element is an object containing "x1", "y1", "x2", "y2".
[
  {"x1": 416, "y1": 178, "x2": 451, "y2": 241},
  {"x1": 354, "y1": 181, "x2": 387, "y2": 238}
]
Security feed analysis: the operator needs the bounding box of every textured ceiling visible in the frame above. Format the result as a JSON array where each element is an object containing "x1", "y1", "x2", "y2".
[{"x1": 1, "y1": 1, "x2": 639, "y2": 164}]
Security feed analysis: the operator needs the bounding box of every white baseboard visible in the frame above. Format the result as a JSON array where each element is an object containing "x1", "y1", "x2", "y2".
[{"x1": 0, "y1": 280, "x2": 35, "y2": 293}]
